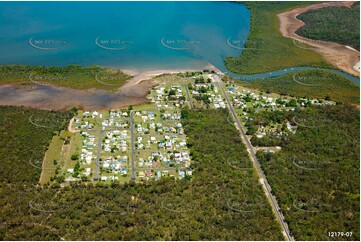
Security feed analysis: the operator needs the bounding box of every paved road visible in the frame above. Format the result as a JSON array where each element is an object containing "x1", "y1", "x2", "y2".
[
  {"x1": 214, "y1": 74, "x2": 294, "y2": 241},
  {"x1": 130, "y1": 111, "x2": 136, "y2": 180},
  {"x1": 183, "y1": 84, "x2": 193, "y2": 109},
  {"x1": 135, "y1": 167, "x2": 190, "y2": 171},
  {"x1": 133, "y1": 148, "x2": 188, "y2": 153},
  {"x1": 93, "y1": 130, "x2": 104, "y2": 181},
  {"x1": 86, "y1": 128, "x2": 129, "y2": 132}
]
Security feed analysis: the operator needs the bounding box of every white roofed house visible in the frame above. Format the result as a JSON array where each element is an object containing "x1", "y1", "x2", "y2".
[
  {"x1": 86, "y1": 153, "x2": 93, "y2": 164},
  {"x1": 178, "y1": 170, "x2": 185, "y2": 179},
  {"x1": 179, "y1": 140, "x2": 187, "y2": 147},
  {"x1": 104, "y1": 145, "x2": 111, "y2": 152},
  {"x1": 114, "y1": 163, "x2": 121, "y2": 171},
  {"x1": 150, "y1": 123, "x2": 155, "y2": 129},
  {"x1": 165, "y1": 141, "x2": 172, "y2": 150},
  {"x1": 148, "y1": 111, "x2": 155, "y2": 120},
  {"x1": 182, "y1": 152, "x2": 190, "y2": 161},
  {"x1": 83, "y1": 168, "x2": 91, "y2": 176},
  {"x1": 89, "y1": 135, "x2": 95, "y2": 142},
  {"x1": 121, "y1": 130, "x2": 127, "y2": 138},
  {"x1": 92, "y1": 111, "x2": 99, "y2": 118}
]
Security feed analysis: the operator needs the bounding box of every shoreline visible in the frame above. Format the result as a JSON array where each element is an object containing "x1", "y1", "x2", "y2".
[
  {"x1": 0, "y1": 65, "x2": 220, "y2": 111},
  {"x1": 118, "y1": 64, "x2": 219, "y2": 93},
  {"x1": 277, "y1": 1, "x2": 360, "y2": 77}
]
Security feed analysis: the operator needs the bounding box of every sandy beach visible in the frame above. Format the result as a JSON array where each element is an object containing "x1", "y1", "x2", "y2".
[{"x1": 278, "y1": 1, "x2": 360, "y2": 77}]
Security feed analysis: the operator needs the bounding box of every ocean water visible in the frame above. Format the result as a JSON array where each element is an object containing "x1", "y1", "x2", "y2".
[{"x1": 0, "y1": 1, "x2": 250, "y2": 72}]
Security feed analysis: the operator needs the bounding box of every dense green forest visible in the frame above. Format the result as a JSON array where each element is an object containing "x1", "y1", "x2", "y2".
[
  {"x1": 0, "y1": 103, "x2": 359, "y2": 240},
  {"x1": 224, "y1": 1, "x2": 330, "y2": 74},
  {"x1": 0, "y1": 106, "x2": 75, "y2": 183},
  {"x1": 0, "y1": 108, "x2": 283, "y2": 240},
  {"x1": 297, "y1": 2, "x2": 360, "y2": 50},
  {"x1": 257, "y1": 105, "x2": 360, "y2": 240},
  {"x1": 0, "y1": 65, "x2": 131, "y2": 91},
  {"x1": 247, "y1": 70, "x2": 360, "y2": 105}
]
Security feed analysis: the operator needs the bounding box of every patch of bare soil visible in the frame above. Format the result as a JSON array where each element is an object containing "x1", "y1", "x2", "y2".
[{"x1": 278, "y1": 1, "x2": 360, "y2": 77}]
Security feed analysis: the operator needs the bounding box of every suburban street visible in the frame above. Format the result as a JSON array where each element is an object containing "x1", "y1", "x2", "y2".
[
  {"x1": 135, "y1": 167, "x2": 189, "y2": 171},
  {"x1": 130, "y1": 111, "x2": 136, "y2": 180},
  {"x1": 183, "y1": 84, "x2": 193, "y2": 109},
  {"x1": 213, "y1": 74, "x2": 294, "y2": 241},
  {"x1": 93, "y1": 130, "x2": 104, "y2": 181},
  {"x1": 134, "y1": 149, "x2": 188, "y2": 153}
]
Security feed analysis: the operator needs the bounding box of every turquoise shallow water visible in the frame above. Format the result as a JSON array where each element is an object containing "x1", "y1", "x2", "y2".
[
  {"x1": 0, "y1": 1, "x2": 358, "y2": 85},
  {"x1": 0, "y1": 1, "x2": 250, "y2": 71},
  {"x1": 228, "y1": 67, "x2": 360, "y2": 85}
]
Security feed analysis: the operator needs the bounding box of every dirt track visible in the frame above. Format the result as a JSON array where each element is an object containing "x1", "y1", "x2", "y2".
[{"x1": 278, "y1": 1, "x2": 360, "y2": 77}]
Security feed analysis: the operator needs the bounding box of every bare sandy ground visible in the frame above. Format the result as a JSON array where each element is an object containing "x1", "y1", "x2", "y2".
[
  {"x1": 119, "y1": 66, "x2": 217, "y2": 97},
  {"x1": 278, "y1": 1, "x2": 360, "y2": 77}
]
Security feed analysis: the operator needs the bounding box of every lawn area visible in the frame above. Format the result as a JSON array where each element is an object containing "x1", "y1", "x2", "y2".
[
  {"x1": 69, "y1": 132, "x2": 83, "y2": 160},
  {"x1": 39, "y1": 135, "x2": 64, "y2": 185},
  {"x1": 61, "y1": 132, "x2": 86, "y2": 178},
  {"x1": 133, "y1": 103, "x2": 156, "y2": 111},
  {"x1": 225, "y1": 2, "x2": 331, "y2": 74}
]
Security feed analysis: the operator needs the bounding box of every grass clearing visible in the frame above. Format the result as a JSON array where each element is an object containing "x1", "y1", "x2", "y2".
[{"x1": 39, "y1": 135, "x2": 64, "y2": 185}]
